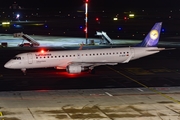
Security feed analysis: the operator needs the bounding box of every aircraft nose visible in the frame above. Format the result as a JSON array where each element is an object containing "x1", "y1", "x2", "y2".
[{"x1": 4, "y1": 62, "x2": 11, "y2": 68}]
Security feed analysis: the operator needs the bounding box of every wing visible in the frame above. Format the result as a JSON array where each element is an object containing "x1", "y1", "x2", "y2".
[{"x1": 69, "y1": 62, "x2": 118, "y2": 69}]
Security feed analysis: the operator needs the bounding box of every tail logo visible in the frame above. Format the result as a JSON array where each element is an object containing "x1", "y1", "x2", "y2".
[{"x1": 150, "y1": 30, "x2": 159, "y2": 40}]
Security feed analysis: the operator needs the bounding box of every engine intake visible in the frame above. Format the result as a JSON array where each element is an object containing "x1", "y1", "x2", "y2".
[{"x1": 66, "y1": 65, "x2": 88, "y2": 74}]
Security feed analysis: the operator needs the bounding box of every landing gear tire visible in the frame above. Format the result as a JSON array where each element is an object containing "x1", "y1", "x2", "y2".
[
  {"x1": 90, "y1": 69, "x2": 95, "y2": 74},
  {"x1": 21, "y1": 68, "x2": 26, "y2": 75}
]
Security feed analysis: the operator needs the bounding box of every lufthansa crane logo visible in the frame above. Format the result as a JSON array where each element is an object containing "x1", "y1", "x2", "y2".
[{"x1": 150, "y1": 30, "x2": 159, "y2": 40}]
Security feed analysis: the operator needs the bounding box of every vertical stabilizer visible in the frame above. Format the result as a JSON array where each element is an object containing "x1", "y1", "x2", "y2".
[{"x1": 136, "y1": 22, "x2": 162, "y2": 47}]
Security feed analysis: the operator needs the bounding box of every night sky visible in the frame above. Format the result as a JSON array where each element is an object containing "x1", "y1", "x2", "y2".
[
  {"x1": 0, "y1": 0, "x2": 180, "y2": 38},
  {"x1": 1, "y1": 0, "x2": 180, "y2": 10}
]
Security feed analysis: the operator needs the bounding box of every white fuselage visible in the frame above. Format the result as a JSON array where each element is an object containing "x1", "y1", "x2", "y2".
[{"x1": 4, "y1": 47, "x2": 159, "y2": 70}]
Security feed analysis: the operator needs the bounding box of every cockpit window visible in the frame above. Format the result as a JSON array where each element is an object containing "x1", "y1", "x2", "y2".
[{"x1": 12, "y1": 57, "x2": 21, "y2": 60}]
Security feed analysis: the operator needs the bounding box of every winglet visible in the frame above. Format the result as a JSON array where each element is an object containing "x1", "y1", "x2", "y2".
[{"x1": 136, "y1": 22, "x2": 162, "y2": 47}]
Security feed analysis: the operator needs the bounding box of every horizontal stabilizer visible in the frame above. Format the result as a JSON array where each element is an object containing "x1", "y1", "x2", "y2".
[{"x1": 146, "y1": 48, "x2": 165, "y2": 51}]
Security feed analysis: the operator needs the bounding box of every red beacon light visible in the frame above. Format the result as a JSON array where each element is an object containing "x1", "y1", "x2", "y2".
[
  {"x1": 40, "y1": 49, "x2": 45, "y2": 54},
  {"x1": 96, "y1": 17, "x2": 99, "y2": 21},
  {"x1": 39, "y1": 49, "x2": 49, "y2": 54},
  {"x1": 84, "y1": 28, "x2": 87, "y2": 32}
]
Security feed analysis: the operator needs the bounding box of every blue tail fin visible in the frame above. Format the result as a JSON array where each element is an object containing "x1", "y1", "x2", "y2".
[{"x1": 136, "y1": 22, "x2": 162, "y2": 47}]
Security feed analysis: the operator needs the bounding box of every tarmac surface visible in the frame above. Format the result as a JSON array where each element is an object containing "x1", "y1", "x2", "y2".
[{"x1": 1, "y1": 34, "x2": 180, "y2": 119}]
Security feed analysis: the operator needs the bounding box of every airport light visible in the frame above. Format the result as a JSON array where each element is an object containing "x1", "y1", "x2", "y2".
[
  {"x1": 16, "y1": 14, "x2": 20, "y2": 18},
  {"x1": 85, "y1": 0, "x2": 88, "y2": 44},
  {"x1": 118, "y1": 27, "x2": 122, "y2": 30},
  {"x1": 124, "y1": 17, "x2": 127, "y2": 20},
  {"x1": 2, "y1": 22, "x2": 10, "y2": 25},
  {"x1": 129, "y1": 14, "x2": 134, "y2": 18},
  {"x1": 79, "y1": 26, "x2": 83, "y2": 29},
  {"x1": 16, "y1": 14, "x2": 20, "y2": 21},
  {"x1": 161, "y1": 28, "x2": 165, "y2": 32},
  {"x1": 2, "y1": 22, "x2": 10, "y2": 28},
  {"x1": 113, "y1": 17, "x2": 118, "y2": 21}
]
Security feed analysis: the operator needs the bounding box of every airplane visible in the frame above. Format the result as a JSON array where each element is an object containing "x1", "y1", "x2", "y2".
[{"x1": 4, "y1": 22, "x2": 166, "y2": 75}]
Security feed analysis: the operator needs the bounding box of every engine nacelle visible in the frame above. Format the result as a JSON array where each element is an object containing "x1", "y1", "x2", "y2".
[{"x1": 66, "y1": 65, "x2": 85, "y2": 74}]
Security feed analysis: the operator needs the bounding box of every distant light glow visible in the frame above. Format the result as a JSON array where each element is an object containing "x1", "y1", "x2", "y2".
[
  {"x1": 124, "y1": 17, "x2": 127, "y2": 20},
  {"x1": 16, "y1": 14, "x2": 20, "y2": 19},
  {"x1": 113, "y1": 18, "x2": 118, "y2": 20},
  {"x1": 33, "y1": 24, "x2": 44, "y2": 26},
  {"x1": 96, "y1": 17, "x2": 99, "y2": 21},
  {"x1": 2, "y1": 22, "x2": 10, "y2": 25},
  {"x1": 79, "y1": 26, "x2": 83, "y2": 29},
  {"x1": 129, "y1": 14, "x2": 134, "y2": 17},
  {"x1": 129, "y1": 14, "x2": 134, "y2": 18},
  {"x1": 84, "y1": 28, "x2": 87, "y2": 32},
  {"x1": 161, "y1": 28, "x2": 165, "y2": 32},
  {"x1": 118, "y1": 27, "x2": 122, "y2": 30},
  {"x1": 13, "y1": 24, "x2": 22, "y2": 28}
]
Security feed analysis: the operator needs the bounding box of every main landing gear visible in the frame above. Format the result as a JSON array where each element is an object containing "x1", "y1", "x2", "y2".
[
  {"x1": 21, "y1": 68, "x2": 26, "y2": 75},
  {"x1": 88, "y1": 68, "x2": 95, "y2": 74}
]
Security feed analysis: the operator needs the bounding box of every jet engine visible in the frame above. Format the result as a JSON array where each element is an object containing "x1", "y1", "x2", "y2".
[{"x1": 66, "y1": 65, "x2": 88, "y2": 74}]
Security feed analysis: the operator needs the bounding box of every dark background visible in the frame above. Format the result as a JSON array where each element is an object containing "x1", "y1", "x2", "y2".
[{"x1": 0, "y1": 0, "x2": 180, "y2": 40}]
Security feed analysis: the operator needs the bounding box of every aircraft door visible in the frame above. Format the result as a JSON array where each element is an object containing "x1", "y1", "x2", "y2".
[
  {"x1": 27, "y1": 53, "x2": 33, "y2": 64},
  {"x1": 130, "y1": 48, "x2": 135, "y2": 59}
]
